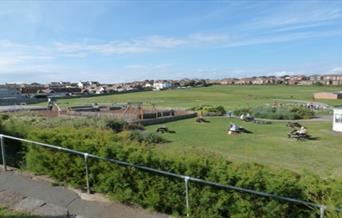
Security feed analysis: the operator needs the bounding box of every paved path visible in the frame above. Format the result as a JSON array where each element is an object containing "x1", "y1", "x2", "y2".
[{"x1": 0, "y1": 170, "x2": 168, "y2": 218}]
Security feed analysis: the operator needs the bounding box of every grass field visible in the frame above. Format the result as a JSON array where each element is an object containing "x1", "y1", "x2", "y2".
[
  {"x1": 43, "y1": 85, "x2": 342, "y2": 109},
  {"x1": 146, "y1": 117, "x2": 342, "y2": 178},
  {"x1": 35, "y1": 85, "x2": 342, "y2": 178}
]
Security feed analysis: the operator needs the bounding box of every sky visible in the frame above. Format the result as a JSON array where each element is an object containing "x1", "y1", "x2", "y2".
[{"x1": 1, "y1": 0, "x2": 342, "y2": 83}]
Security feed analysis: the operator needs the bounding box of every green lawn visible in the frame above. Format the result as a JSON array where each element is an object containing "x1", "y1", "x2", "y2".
[
  {"x1": 34, "y1": 85, "x2": 342, "y2": 178},
  {"x1": 41, "y1": 85, "x2": 342, "y2": 109},
  {"x1": 146, "y1": 117, "x2": 342, "y2": 178}
]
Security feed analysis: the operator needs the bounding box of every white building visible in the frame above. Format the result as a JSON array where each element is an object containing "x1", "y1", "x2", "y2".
[
  {"x1": 333, "y1": 107, "x2": 342, "y2": 132},
  {"x1": 153, "y1": 81, "x2": 172, "y2": 90}
]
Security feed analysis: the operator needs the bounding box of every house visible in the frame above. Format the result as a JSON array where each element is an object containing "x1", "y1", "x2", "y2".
[
  {"x1": 333, "y1": 107, "x2": 342, "y2": 132},
  {"x1": 144, "y1": 83, "x2": 152, "y2": 88},
  {"x1": 220, "y1": 78, "x2": 237, "y2": 85},
  {"x1": 38, "y1": 87, "x2": 82, "y2": 97},
  {"x1": 21, "y1": 85, "x2": 46, "y2": 96},
  {"x1": 235, "y1": 78, "x2": 253, "y2": 85},
  {"x1": 95, "y1": 86, "x2": 107, "y2": 94},
  {"x1": 322, "y1": 75, "x2": 342, "y2": 85},
  {"x1": 297, "y1": 80, "x2": 313, "y2": 86},
  {"x1": 314, "y1": 92, "x2": 342, "y2": 100},
  {"x1": 287, "y1": 75, "x2": 308, "y2": 85},
  {"x1": 252, "y1": 76, "x2": 276, "y2": 85},
  {"x1": 153, "y1": 81, "x2": 172, "y2": 90}
]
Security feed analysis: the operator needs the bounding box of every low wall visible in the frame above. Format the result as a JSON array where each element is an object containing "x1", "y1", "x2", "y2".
[
  {"x1": 142, "y1": 110, "x2": 175, "y2": 119},
  {"x1": 137, "y1": 112, "x2": 197, "y2": 126}
]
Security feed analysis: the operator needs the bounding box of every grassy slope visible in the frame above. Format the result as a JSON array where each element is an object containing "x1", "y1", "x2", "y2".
[
  {"x1": 40, "y1": 85, "x2": 342, "y2": 109},
  {"x1": 146, "y1": 117, "x2": 342, "y2": 178}
]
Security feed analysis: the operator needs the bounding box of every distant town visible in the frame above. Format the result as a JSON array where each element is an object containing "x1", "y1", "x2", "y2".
[{"x1": 1, "y1": 73, "x2": 342, "y2": 105}]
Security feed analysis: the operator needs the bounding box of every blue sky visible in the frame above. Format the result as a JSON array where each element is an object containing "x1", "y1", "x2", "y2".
[{"x1": 1, "y1": 0, "x2": 342, "y2": 83}]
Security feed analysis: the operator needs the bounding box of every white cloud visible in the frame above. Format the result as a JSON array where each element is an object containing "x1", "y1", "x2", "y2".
[
  {"x1": 248, "y1": 3, "x2": 342, "y2": 31},
  {"x1": 331, "y1": 67, "x2": 342, "y2": 73},
  {"x1": 53, "y1": 33, "x2": 227, "y2": 56}
]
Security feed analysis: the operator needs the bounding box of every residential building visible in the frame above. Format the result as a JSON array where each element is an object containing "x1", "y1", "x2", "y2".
[{"x1": 153, "y1": 81, "x2": 172, "y2": 90}]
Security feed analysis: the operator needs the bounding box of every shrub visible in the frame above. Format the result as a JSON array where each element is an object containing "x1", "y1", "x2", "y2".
[
  {"x1": 105, "y1": 119, "x2": 125, "y2": 132},
  {"x1": 124, "y1": 122, "x2": 145, "y2": 131},
  {"x1": 234, "y1": 105, "x2": 314, "y2": 120},
  {"x1": 129, "y1": 130, "x2": 166, "y2": 144},
  {"x1": 190, "y1": 105, "x2": 226, "y2": 116}
]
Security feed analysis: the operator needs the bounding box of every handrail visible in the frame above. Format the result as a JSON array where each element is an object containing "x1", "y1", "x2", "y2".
[{"x1": 0, "y1": 134, "x2": 341, "y2": 217}]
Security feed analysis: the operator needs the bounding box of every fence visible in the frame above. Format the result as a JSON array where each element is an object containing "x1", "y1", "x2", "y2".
[{"x1": 0, "y1": 133, "x2": 341, "y2": 217}]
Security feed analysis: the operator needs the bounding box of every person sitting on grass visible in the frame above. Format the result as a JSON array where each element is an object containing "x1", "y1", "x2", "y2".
[
  {"x1": 297, "y1": 126, "x2": 308, "y2": 135},
  {"x1": 228, "y1": 123, "x2": 239, "y2": 134}
]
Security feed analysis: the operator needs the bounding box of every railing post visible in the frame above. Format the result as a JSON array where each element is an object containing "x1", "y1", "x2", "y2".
[
  {"x1": 84, "y1": 153, "x2": 90, "y2": 194},
  {"x1": 184, "y1": 176, "x2": 190, "y2": 217},
  {"x1": 320, "y1": 205, "x2": 326, "y2": 218},
  {"x1": 0, "y1": 134, "x2": 7, "y2": 171}
]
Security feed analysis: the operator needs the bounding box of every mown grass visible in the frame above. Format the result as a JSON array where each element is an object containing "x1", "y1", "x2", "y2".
[
  {"x1": 38, "y1": 85, "x2": 342, "y2": 109},
  {"x1": 146, "y1": 117, "x2": 342, "y2": 178}
]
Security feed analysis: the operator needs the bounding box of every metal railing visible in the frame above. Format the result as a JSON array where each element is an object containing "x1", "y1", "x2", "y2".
[{"x1": 0, "y1": 133, "x2": 341, "y2": 217}]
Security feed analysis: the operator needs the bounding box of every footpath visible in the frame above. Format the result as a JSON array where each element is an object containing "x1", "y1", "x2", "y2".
[{"x1": 0, "y1": 169, "x2": 168, "y2": 218}]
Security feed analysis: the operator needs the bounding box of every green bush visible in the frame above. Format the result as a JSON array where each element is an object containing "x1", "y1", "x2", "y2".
[
  {"x1": 234, "y1": 105, "x2": 314, "y2": 120},
  {"x1": 190, "y1": 105, "x2": 226, "y2": 116},
  {"x1": 233, "y1": 107, "x2": 252, "y2": 116},
  {"x1": 105, "y1": 119, "x2": 125, "y2": 132},
  {"x1": 129, "y1": 130, "x2": 166, "y2": 144}
]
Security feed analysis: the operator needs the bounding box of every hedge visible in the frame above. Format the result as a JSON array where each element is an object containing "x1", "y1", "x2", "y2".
[
  {"x1": 234, "y1": 105, "x2": 314, "y2": 120},
  {"x1": 190, "y1": 105, "x2": 226, "y2": 116}
]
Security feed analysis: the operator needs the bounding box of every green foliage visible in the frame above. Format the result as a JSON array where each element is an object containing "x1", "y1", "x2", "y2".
[
  {"x1": 289, "y1": 106, "x2": 315, "y2": 119},
  {"x1": 190, "y1": 105, "x2": 226, "y2": 116},
  {"x1": 105, "y1": 119, "x2": 125, "y2": 132},
  {"x1": 234, "y1": 105, "x2": 314, "y2": 120},
  {"x1": 1, "y1": 115, "x2": 341, "y2": 217},
  {"x1": 129, "y1": 130, "x2": 166, "y2": 144},
  {"x1": 233, "y1": 107, "x2": 253, "y2": 116}
]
